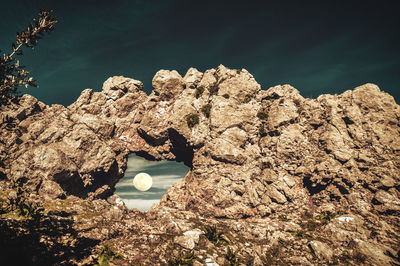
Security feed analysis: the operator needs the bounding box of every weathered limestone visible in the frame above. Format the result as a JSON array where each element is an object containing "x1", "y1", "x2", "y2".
[{"x1": 1, "y1": 65, "x2": 399, "y2": 265}]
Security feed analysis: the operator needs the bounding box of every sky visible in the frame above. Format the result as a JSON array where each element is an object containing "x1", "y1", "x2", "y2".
[
  {"x1": 1, "y1": 0, "x2": 399, "y2": 106},
  {"x1": 115, "y1": 154, "x2": 189, "y2": 211}
]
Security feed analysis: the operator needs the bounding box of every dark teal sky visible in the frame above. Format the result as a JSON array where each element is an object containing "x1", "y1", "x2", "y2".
[{"x1": 1, "y1": 0, "x2": 399, "y2": 106}]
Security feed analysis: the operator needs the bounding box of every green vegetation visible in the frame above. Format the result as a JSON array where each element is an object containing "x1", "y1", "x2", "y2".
[
  {"x1": 203, "y1": 225, "x2": 230, "y2": 246},
  {"x1": 209, "y1": 84, "x2": 219, "y2": 96},
  {"x1": 201, "y1": 103, "x2": 212, "y2": 118},
  {"x1": 258, "y1": 124, "x2": 266, "y2": 136},
  {"x1": 319, "y1": 210, "x2": 336, "y2": 221},
  {"x1": 222, "y1": 93, "x2": 230, "y2": 99},
  {"x1": 330, "y1": 254, "x2": 352, "y2": 264},
  {"x1": 0, "y1": 9, "x2": 57, "y2": 106},
  {"x1": 225, "y1": 247, "x2": 240, "y2": 265},
  {"x1": 1, "y1": 10, "x2": 56, "y2": 179},
  {"x1": 195, "y1": 86, "x2": 204, "y2": 98},
  {"x1": 95, "y1": 245, "x2": 123, "y2": 266},
  {"x1": 168, "y1": 251, "x2": 196, "y2": 266},
  {"x1": 6, "y1": 178, "x2": 43, "y2": 220},
  {"x1": 186, "y1": 113, "x2": 199, "y2": 128},
  {"x1": 257, "y1": 111, "x2": 268, "y2": 120},
  {"x1": 291, "y1": 230, "x2": 313, "y2": 240},
  {"x1": 302, "y1": 219, "x2": 320, "y2": 232},
  {"x1": 278, "y1": 214, "x2": 289, "y2": 222},
  {"x1": 0, "y1": 178, "x2": 100, "y2": 265}
]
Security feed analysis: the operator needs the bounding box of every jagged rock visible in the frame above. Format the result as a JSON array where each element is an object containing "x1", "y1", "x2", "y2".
[
  {"x1": 309, "y1": 240, "x2": 333, "y2": 261},
  {"x1": 351, "y1": 239, "x2": 394, "y2": 265},
  {"x1": 183, "y1": 67, "x2": 203, "y2": 88},
  {"x1": 174, "y1": 229, "x2": 202, "y2": 250},
  {"x1": 38, "y1": 179, "x2": 66, "y2": 199},
  {"x1": 152, "y1": 70, "x2": 185, "y2": 100},
  {"x1": 1, "y1": 65, "x2": 399, "y2": 265}
]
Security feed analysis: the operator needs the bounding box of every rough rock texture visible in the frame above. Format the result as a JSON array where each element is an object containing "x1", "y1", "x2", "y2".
[{"x1": 1, "y1": 65, "x2": 399, "y2": 265}]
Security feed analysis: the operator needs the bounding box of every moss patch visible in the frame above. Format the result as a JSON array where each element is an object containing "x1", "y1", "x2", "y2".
[
  {"x1": 201, "y1": 104, "x2": 212, "y2": 118},
  {"x1": 195, "y1": 86, "x2": 204, "y2": 98},
  {"x1": 168, "y1": 251, "x2": 196, "y2": 266},
  {"x1": 203, "y1": 225, "x2": 230, "y2": 246},
  {"x1": 95, "y1": 245, "x2": 123, "y2": 266},
  {"x1": 258, "y1": 124, "x2": 266, "y2": 136},
  {"x1": 257, "y1": 111, "x2": 268, "y2": 120},
  {"x1": 278, "y1": 214, "x2": 289, "y2": 222},
  {"x1": 186, "y1": 114, "x2": 199, "y2": 128},
  {"x1": 225, "y1": 247, "x2": 240, "y2": 266}
]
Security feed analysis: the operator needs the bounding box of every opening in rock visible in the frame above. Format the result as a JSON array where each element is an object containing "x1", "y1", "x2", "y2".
[{"x1": 114, "y1": 154, "x2": 190, "y2": 211}]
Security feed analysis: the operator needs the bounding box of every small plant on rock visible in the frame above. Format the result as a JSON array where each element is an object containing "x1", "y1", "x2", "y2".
[
  {"x1": 222, "y1": 93, "x2": 230, "y2": 99},
  {"x1": 201, "y1": 103, "x2": 212, "y2": 118},
  {"x1": 291, "y1": 230, "x2": 313, "y2": 240},
  {"x1": 95, "y1": 245, "x2": 123, "y2": 266},
  {"x1": 225, "y1": 247, "x2": 240, "y2": 265},
  {"x1": 186, "y1": 113, "x2": 199, "y2": 128},
  {"x1": 6, "y1": 178, "x2": 44, "y2": 220},
  {"x1": 195, "y1": 86, "x2": 204, "y2": 98},
  {"x1": 257, "y1": 111, "x2": 268, "y2": 120},
  {"x1": 208, "y1": 84, "x2": 219, "y2": 96},
  {"x1": 278, "y1": 214, "x2": 289, "y2": 222},
  {"x1": 319, "y1": 210, "x2": 336, "y2": 222},
  {"x1": 168, "y1": 251, "x2": 196, "y2": 266},
  {"x1": 203, "y1": 225, "x2": 230, "y2": 246},
  {"x1": 258, "y1": 124, "x2": 266, "y2": 136}
]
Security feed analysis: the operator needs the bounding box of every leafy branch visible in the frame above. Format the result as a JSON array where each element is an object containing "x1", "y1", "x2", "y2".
[{"x1": 0, "y1": 9, "x2": 57, "y2": 106}]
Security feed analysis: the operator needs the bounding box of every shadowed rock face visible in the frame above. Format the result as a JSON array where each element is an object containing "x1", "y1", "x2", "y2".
[{"x1": 1, "y1": 65, "x2": 399, "y2": 265}]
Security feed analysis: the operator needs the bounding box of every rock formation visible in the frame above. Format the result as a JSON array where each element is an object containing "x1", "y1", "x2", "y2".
[{"x1": 0, "y1": 65, "x2": 399, "y2": 265}]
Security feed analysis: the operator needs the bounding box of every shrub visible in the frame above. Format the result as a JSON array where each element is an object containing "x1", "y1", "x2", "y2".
[
  {"x1": 195, "y1": 86, "x2": 204, "y2": 98},
  {"x1": 95, "y1": 245, "x2": 123, "y2": 266},
  {"x1": 222, "y1": 93, "x2": 230, "y2": 99},
  {"x1": 278, "y1": 214, "x2": 289, "y2": 222},
  {"x1": 4, "y1": 178, "x2": 43, "y2": 220},
  {"x1": 186, "y1": 113, "x2": 199, "y2": 128},
  {"x1": 201, "y1": 103, "x2": 212, "y2": 118},
  {"x1": 258, "y1": 124, "x2": 266, "y2": 136},
  {"x1": 319, "y1": 210, "x2": 336, "y2": 221},
  {"x1": 291, "y1": 230, "x2": 313, "y2": 240},
  {"x1": 203, "y1": 225, "x2": 230, "y2": 246},
  {"x1": 257, "y1": 111, "x2": 268, "y2": 120},
  {"x1": 0, "y1": 9, "x2": 57, "y2": 106},
  {"x1": 168, "y1": 251, "x2": 196, "y2": 266},
  {"x1": 225, "y1": 247, "x2": 240, "y2": 265},
  {"x1": 208, "y1": 84, "x2": 219, "y2": 96}
]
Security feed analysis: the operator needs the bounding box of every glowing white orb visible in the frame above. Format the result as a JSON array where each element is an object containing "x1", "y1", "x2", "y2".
[{"x1": 133, "y1": 173, "x2": 152, "y2": 191}]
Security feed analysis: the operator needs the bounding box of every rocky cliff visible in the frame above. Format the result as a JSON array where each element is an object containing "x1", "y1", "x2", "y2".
[{"x1": 0, "y1": 65, "x2": 399, "y2": 265}]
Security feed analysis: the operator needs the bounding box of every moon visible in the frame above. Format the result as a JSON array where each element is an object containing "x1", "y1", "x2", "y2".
[{"x1": 133, "y1": 173, "x2": 153, "y2": 191}]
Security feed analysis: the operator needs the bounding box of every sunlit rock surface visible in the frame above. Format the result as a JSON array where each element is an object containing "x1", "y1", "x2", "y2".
[{"x1": 0, "y1": 65, "x2": 399, "y2": 265}]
